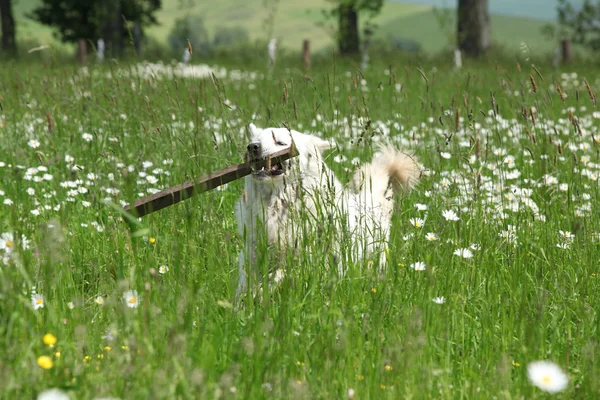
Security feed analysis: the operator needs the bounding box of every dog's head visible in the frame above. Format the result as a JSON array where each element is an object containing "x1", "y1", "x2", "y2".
[{"x1": 246, "y1": 124, "x2": 333, "y2": 183}]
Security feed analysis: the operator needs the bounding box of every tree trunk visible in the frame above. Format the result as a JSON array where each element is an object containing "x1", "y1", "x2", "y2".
[
  {"x1": 0, "y1": 0, "x2": 16, "y2": 55},
  {"x1": 457, "y1": 0, "x2": 491, "y2": 57},
  {"x1": 338, "y1": 3, "x2": 359, "y2": 56}
]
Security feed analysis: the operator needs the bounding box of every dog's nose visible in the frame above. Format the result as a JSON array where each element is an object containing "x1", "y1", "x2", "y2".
[{"x1": 247, "y1": 143, "x2": 261, "y2": 157}]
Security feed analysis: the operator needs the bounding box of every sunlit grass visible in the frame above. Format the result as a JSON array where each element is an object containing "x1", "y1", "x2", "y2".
[{"x1": 0, "y1": 57, "x2": 599, "y2": 398}]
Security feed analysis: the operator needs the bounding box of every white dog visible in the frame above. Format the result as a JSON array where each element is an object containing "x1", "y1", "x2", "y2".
[{"x1": 235, "y1": 124, "x2": 419, "y2": 297}]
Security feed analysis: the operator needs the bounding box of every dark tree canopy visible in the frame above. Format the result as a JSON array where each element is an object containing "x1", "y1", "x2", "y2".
[
  {"x1": 326, "y1": 0, "x2": 383, "y2": 56},
  {"x1": 557, "y1": 0, "x2": 600, "y2": 50},
  {"x1": 30, "y1": 0, "x2": 161, "y2": 54},
  {"x1": 0, "y1": 0, "x2": 17, "y2": 55}
]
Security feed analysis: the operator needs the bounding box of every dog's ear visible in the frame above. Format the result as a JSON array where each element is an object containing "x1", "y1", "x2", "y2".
[
  {"x1": 310, "y1": 136, "x2": 334, "y2": 152},
  {"x1": 248, "y1": 123, "x2": 261, "y2": 136}
]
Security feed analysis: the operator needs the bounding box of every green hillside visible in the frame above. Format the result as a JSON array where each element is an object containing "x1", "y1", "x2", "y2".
[{"x1": 11, "y1": 0, "x2": 555, "y2": 55}]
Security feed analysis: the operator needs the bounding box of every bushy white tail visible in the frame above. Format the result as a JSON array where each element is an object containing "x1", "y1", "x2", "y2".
[{"x1": 351, "y1": 146, "x2": 420, "y2": 201}]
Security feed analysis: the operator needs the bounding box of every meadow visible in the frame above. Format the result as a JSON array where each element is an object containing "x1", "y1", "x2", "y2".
[
  {"x1": 1, "y1": 53, "x2": 600, "y2": 399},
  {"x1": 11, "y1": 0, "x2": 555, "y2": 55}
]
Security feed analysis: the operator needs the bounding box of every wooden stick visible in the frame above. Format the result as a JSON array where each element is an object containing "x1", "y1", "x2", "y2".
[{"x1": 124, "y1": 147, "x2": 297, "y2": 218}]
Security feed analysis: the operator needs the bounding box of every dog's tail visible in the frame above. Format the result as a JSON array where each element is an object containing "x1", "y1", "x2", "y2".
[{"x1": 351, "y1": 146, "x2": 420, "y2": 202}]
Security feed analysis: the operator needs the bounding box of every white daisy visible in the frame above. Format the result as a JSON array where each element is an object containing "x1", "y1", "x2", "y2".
[
  {"x1": 31, "y1": 293, "x2": 45, "y2": 310},
  {"x1": 432, "y1": 297, "x2": 446, "y2": 304},
  {"x1": 453, "y1": 248, "x2": 473, "y2": 259},
  {"x1": 409, "y1": 261, "x2": 426, "y2": 271},
  {"x1": 442, "y1": 210, "x2": 460, "y2": 221},
  {"x1": 409, "y1": 217, "x2": 425, "y2": 228},
  {"x1": 28, "y1": 139, "x2": 41, "y2": 149},
  {"x1": 527, "y1": 360, "x2": 568, "y2": 393},
  {"x1": 425, "y1": 232, "x2": 438, "y2": 241},
  {"x1": 123, "y1": 290, "x2": 140, "y2": 308},
  {"x1": 414, "y1": 203, "x2": 428, "y2": 211},
  {"x1": 158, "y1": 265, "x2": 169, "y2": 274}
]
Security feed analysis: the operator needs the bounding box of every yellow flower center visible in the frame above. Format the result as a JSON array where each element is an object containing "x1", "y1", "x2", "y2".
[
  {"x1": 128, "y1": 297, "x2": 137, "y2": 304},
  {"x1": 542, "y1": 376, "x2": 552, "y2": 384},
  {"x1": 5, "y1": 241, "x2": 13, "y2": 247},
  {"x1": 36, "y1": 299, "x2": 43, "y2": 305}
]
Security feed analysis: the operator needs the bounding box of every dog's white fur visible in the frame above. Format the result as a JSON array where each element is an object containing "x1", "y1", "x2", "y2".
[{"x1": 235, "y1": 124, "x2": 419, "y2": 297}]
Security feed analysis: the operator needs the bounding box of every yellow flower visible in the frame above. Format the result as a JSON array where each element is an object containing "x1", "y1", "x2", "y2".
[
  {"x1": 83, "y1": 355, "x2": 92, "y2": 362},
  {"x1": 121, "y1": 345, "x2": 129, "y2": 350},
  {"x1": 104, "y1": 346, "x2": 112, "y2": 352},
  {"x1": 371, "y1": 288, "x2": 377, "y2": 294},
  {"x1": 380, "y1": 384, "x2": 386, "y2": 389},
  {"x1": 149, "y1": 237, "x2": 156, "y2": 244},
  {"x1": 385, "y1": 365, "x2": 392, "y2": 371},
  {"x1": 55, "y1": 352, "x2": 61, "y2": 358},
  {"x1": 357, "y1": 375, "x2": 365, "y2": 381},
  {"x1": 43, "y1": 333, "x2": 57, "y2": 347},
  {"x1": 37, "y1": 356, "x2": 53, "y2": 369},
  {"x1": 512, "y1": 361, "x2": 521, "y2": 367}
]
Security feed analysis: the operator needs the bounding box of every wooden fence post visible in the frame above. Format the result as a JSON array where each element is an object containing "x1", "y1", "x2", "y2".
[
  {"x1": 78, "y1": 39, "x2": 87, "y2": 65},
  {"x1": 302, "y1": 40, "x2": 310, "y2": 70},
  {"x1": 561, "y1": 38, "x2": 572, "y2": 64}
]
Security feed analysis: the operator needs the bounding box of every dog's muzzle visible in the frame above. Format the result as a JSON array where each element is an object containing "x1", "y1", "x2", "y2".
[{"x1": 247, "y1": 142, "x2": 285, "y2": 179}]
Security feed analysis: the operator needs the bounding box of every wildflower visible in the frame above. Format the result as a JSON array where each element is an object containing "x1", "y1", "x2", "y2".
[
  {"x1": 123, "y1": 290, "x2": 140, "y2": 308},
  {"x1": 371, "y1": 288, "x2": 377, "y2": 293},
  {"x1": 95, "y1": 296, "x2": 104, "y2": 305},
  {"x1": 385, "y1": 365, "x2": 392, "y2": 371},
  {"x1": 559, "y1": 230, "x2": 574, "y2": 241},
  {"x1": 409, "y1": 217, "x2": 425, "y2": 227},
  {"x1": 37, "y1": 356, "x2": 53, "y2": 369},
  {"x1": 158, "y1": 265, "x2": 169, "y2": 274},
  {"x1": 67, "y1": 301, "x2": 75, "y2": 310},
  {"x1": 432, "y1": 297, "x2": 446, "y2": 304},
  {"x1": 31, "y1": 293, "x2": 45, "y2": 310},
  {"x1": 409, "y1": 261, "x2": 426, "y2": 271},
  {"x1": 556, "y1": 243, "x2": 570, "y2": 250},
  {"x1": 347, "y1": 388, "x2": 355, "y2": 399},
  {"x1": 440, "y1": 151, "x2": 451, "y2": 159},
  {"x1": 37, "y1": 389, "x2": 69, "y2": 400},
  {"x1": 0, "y1": 232, "x2": 14, "y2": 253},
  {"x1": 414, "y1": 203, "x2": 428, "y2": 211},
  {"x1": 82, "y1": 133, "x2": 93, "y2": 142},
  {"x1": 425, "y1": 232, "x2": 438, "y2": 241},
  {"x1": 28, "y1": 139, "x2": 41, "y2": 148},
  {"x1": 442, "y1": 210, "x2": 460, "y2": 221},
  {"x1": 453, "y1": 248, "x2": 473, "y2": 259},
  {"x1": 527, "y1": 360, "x2": 568, "y2": 394},
  {"x1": 43, "y1": 333, "x2": 57, "y2": 347},
  {"x1": 149, "y1": 237, "x2": 156, "y2": 244}
]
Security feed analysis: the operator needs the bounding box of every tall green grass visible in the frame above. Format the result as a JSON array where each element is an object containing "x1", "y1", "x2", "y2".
[{"x1": 0, "y1": 57, "x2": 599, "y2": 399}]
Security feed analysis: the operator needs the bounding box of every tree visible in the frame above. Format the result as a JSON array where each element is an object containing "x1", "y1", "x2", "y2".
[
  {"x1": 556, "y1": 0, "x2": 600, "y2": 50},
  {"x1": 30, "y1": 0, "x2": 161, "y2": 56},
  {"x1": 326, "y1": 0, "x2": 383, "y2": 56},
  {"x1": 457, "y1": 0, "x2": 491, "y2": 56},
  {"x1": 0, "y1": 0, "x2": 16, "y2": 55}
]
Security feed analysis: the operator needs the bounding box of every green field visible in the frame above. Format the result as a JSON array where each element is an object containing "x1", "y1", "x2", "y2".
[
  {"x1": 11, "y1": 0, "x2": 555, "y2": 55},
  {"x1": 1, "y1": 52, "x2": 600, "y2": 398}
]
